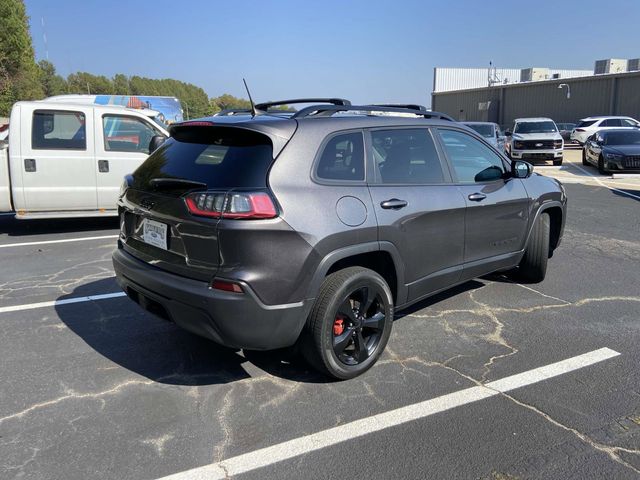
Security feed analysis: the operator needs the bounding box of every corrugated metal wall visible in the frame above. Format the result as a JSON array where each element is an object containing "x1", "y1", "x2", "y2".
[
  {"x1": 432, "y1": 71, "x2": 640, "y2": 127},
  {"x1": 433, "y1": 68, "x2": 592, "y2": 92}
]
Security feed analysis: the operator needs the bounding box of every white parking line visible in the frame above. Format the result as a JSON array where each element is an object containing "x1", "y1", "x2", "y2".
[
  {"x1": 0, "y1": 235, "x2": 119, "y2": 249},
  {"x1": 155, "y1": 348, "x2": 620, "y2": 480},
  {"x1": 0, "y1": 292, "x2": 126, "y2": 314},
  {"x1": 567, "y1": 163, "x2": 640, "y2": 200}
]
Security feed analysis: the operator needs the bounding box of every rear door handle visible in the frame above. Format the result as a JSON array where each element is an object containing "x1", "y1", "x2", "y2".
[
  {"x1": 98, "y1": 160, "x2": 109, "y2": 173},
  {"x1": 380, "y1": 198, "x2": 408, "y2": 210},
  {"x1": 468, "y1": 193, "x2": 487, "y2": 202},
  {"x1": 24, "y1": 158, "x2": 36, "y2": 172}
]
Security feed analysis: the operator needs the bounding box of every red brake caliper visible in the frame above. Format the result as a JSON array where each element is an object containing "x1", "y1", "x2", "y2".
[{"x1": 333, "y1": 317, "x2": 345, "y2": 336}]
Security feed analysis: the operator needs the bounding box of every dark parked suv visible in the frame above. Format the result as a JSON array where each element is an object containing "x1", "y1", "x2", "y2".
[{"x1": 113, "y1": 99, "x2": 567, "y2": 379}]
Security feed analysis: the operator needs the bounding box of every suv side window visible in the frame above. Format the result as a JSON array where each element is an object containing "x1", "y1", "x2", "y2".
[
  {"x1": 32, "y1": 110, "x2": 86, "y2": 150},
  {"x1": 601, "y1": 119, "x2": 622, "y2": 127},
  {"x1": 103, "y1": 115, "x2": 160, "y2": 154},
  {"x1": 372, "y1": 128, "x2": 445, "y2": 184},
  {"x1": 316, "y1": 132, "x2": 364, "y2": 181},
  {"x1": 438, "y1": 129, "x2": 505, "y2": 183},
  {"x1": 622, "y1": 118, "x2": 639, "y2": 127}
]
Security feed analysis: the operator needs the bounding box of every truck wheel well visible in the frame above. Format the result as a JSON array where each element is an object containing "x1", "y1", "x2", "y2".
[
  {"x1": 545, "y1": 207, "x2": 563, "y2": 252},
  {"x1": 326, "y1": 251, "x2": 398, "y2": 303}
]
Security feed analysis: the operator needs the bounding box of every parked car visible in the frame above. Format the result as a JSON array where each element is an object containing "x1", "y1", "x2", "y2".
[
  {"x1": 463, "y1": 122, "x2": 506, "y2": 152},
  {"x1": 570, "y1": 116, "x2": 640, "y2": 145},
  {"x1": 556, "y1": 123, "x2": 576, "y2": 143},
  {"x1": 582, "y1": 129, "x2": 640, "y2": 174},
  {"x1": 0, "y1": 101, "x2": 168, "y2": 219},
  {"x1": 506, "y1": 118, "x2": 564, "y2": 166},
  {"x1": 112, "y1": 99, "x2": 567, "y2": 379}
]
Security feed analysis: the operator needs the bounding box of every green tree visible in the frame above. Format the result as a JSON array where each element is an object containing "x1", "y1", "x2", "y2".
[
  {"x1": 0, "y1": 0, "x2": 44, "y2": 115},
  {"x1": 112, "y1": 73, "x2": 129, "y2": 94},
  {"x1": 210, "y1": 94, "x2": 251, "y2": 113},
  {"x1": 67, "y1": 72, "x2": 114, "y2": 94},
  {"x1": 38, "y1": 60, "x2": 67, "y2": 97}
]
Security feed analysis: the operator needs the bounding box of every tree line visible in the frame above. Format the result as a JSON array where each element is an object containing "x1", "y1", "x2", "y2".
[{"x1": 0, "y1": 0, "x2": 269, "y2": 119}]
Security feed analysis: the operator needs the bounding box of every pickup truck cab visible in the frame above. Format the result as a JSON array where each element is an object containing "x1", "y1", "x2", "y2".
[
  {"x1": 0, "y1": 101, "x2": 168, "y2": 219},
  {"x1": 507, "y1": 117, "x2": 564, "y2": 166}
]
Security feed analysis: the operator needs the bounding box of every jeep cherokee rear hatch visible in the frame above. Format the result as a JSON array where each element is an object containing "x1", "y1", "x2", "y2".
[{"x1": 119, "y1": 119, "x2": 295, "y2": 281}]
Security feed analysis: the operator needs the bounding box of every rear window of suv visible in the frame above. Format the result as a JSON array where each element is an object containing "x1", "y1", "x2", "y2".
[
  {"x1": 576, "y1": 120, "x2": 597, "y2": 128},
  {"x1": 316, "y1": 132, "x2": 365, "y2": 181},
  {"x1": 131, "y1": 127, "x2": 273, "y2": 192}
]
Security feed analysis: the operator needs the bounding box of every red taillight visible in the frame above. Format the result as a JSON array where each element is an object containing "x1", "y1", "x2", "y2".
[
  {"x1": 184, "y1": 191, "x2": 277, "y2": 220},
  {"x1": 575, "y1": 128, "x2": 585, "y2": 132},
  {"x1": 211, "y1": 279, "x2": 244, "y2": 293},
  {"x1": 184, "y1": 192, "x2": 226, "y2": 218},
  {"x1": 223, "y1": 192, "x2": 277, "y2": 219}
]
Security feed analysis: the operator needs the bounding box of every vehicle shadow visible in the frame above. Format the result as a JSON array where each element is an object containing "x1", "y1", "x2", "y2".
[
  {"x1": 611, "y1": 188, "x2": 640, "y2": 202},
  {"x1": 394, "y1": 280, "x2": 486, "y2": 319},
  {"x1": 55, "y1": 278, "x2": 327, "y2": 386},
  {"x1": 56, "y1": 277, "x2": 490, "y2": 386},
  {"x1": 0, "y1": 216, "x2": 119, "y2": 236}
]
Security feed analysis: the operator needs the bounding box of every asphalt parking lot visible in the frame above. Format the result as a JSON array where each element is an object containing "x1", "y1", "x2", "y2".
[{"x1": 1, "y1": 150, "x2": 639, "y2": 480}]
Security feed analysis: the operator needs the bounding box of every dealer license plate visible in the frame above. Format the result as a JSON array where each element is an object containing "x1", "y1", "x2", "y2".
[{"x1": 142, "y1": 218, "x2": 168, "y2": 250}]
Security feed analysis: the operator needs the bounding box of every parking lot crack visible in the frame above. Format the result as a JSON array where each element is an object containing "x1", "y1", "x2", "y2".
[
  {"x1": 495, "y1": 391, "x2": 640, "y2": 475},
  {"x1": 469, "y1": 291, "x2": 519, "y2": 382},
  {"x1": 0, "y1": 379, "x2": 156, "y2": 425}
]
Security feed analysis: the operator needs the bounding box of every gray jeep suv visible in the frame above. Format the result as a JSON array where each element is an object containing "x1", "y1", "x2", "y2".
[{"x1": 112, "y1": 99, "x2": 567, "y2": 379}]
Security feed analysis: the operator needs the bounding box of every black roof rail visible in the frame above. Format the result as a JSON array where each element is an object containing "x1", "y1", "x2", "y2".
[
  {"x1": 255, "y1": 98, "x2": 351, "y2": 111},
  {"x1": 214, "y1": 108, "x2": 296, "y2": 117},
  {"x1": 367, "y1": 103, "x2": 428, "y2": 112},
  {"x1": 292, "y1": 104, "x2": 455, "y2": 121}
]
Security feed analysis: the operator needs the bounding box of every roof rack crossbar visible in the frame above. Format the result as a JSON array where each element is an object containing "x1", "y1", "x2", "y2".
[
  {"x1": 367, "y1": 104, "x2": 427, "y2": 112},
  {"x1": 291, "y1": 105, "x2": 454, "y2": 121},
  {"x1": 255, "y1": 98, "x2": 351, "y2": 111}
]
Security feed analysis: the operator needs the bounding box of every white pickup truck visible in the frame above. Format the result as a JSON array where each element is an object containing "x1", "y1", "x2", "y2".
[{"x1": 0, "y1": 101, "x2": 168, "y2": 219}]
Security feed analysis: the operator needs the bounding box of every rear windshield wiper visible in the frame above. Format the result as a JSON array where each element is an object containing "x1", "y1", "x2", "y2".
[{"x1": 149, "y1": 178, "x2": 207, "y2": 190}]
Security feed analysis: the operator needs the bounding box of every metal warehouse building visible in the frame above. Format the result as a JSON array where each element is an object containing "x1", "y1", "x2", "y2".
[{"x1": 431, "y1": 70, "x2": 640, "y2": 128}]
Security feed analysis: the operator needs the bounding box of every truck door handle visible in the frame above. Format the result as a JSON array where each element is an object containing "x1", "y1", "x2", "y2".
[
  {"x1": 468, "y1": 193, "x2": 487, "y2": 202},
  {"x1": 24, "y1": 158, "x2": 36, "y2": 172},
  {"x1": 380, "y1": 198, "x2": 408, "y2": 210},
  {"x1": 98, "y1": 160, "x2": 109, "y2": 173}
]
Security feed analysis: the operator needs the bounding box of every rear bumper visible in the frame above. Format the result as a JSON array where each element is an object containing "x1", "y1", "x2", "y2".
[{"x1": 112, "y1": 248, "x2": 311, "y2": 350}]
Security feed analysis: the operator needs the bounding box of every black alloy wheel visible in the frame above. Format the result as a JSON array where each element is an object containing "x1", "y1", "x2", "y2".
[
  {"x1": 332, "y1": 285, "x2": 386, "y2": 366},
  {"x1": 302, "y1": 267, "x2": 394, "y2": 380}
]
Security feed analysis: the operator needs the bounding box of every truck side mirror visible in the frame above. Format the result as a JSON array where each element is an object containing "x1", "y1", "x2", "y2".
[{"x1": 149, "y1": 135, "x2": 166, "y2": 154}]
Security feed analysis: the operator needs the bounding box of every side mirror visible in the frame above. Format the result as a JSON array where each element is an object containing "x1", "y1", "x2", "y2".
[
  {"x1": 512, "y1": 160, "x2": 532, "y2": 179},
  {"x1": 149, "y1": 135, "x2": 167, "y2": 153}
]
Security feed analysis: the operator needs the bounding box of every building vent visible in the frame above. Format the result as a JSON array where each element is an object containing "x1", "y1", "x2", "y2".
[
  {"x1": 628, "y1": 59, "x2": 640, "y2": 72},
  {"x1": 520, "y1": 68, "x2": 550, "y2": 82},
  {"x1": 595, "y1": 59, "x2": 628, "y2": 74}
]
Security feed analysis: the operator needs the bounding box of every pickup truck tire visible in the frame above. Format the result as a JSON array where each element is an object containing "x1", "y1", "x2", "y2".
[
  {"x1": 301, "y1": 267, "x2": 393, "y2": 380},
  {"x1": 515, "y1": 212, "x2": 550, "y2": 283},
  {"x1": 582, "y1": 150, "x2": 589, "y2": 166}
]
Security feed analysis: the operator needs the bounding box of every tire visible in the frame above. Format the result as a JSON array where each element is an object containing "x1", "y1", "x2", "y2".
[
  {"x1": 598, "y1": 155, "x2": 607, "y2": 175},
  {"x1": 582, "y1": 150, "x2": 588, "y2": 166},
  {"x1": 553, "y1": 159, "x2": 563, "y2": 166},
  {"x1": 515, "y1": 212, "x2": 550, "y2": 283},
  {"x1": 302, "y1": 267, "x2": 394, "y2": 380}
]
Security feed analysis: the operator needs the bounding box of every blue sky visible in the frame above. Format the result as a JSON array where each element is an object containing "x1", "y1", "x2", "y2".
[{"x1": 26, "y1": 0, "x2": 640, "y2": 105}]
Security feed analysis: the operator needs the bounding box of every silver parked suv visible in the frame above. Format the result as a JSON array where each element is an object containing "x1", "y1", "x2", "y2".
[{"x1": 112, "y1": 99, "x2": 567, "y2": 379}]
